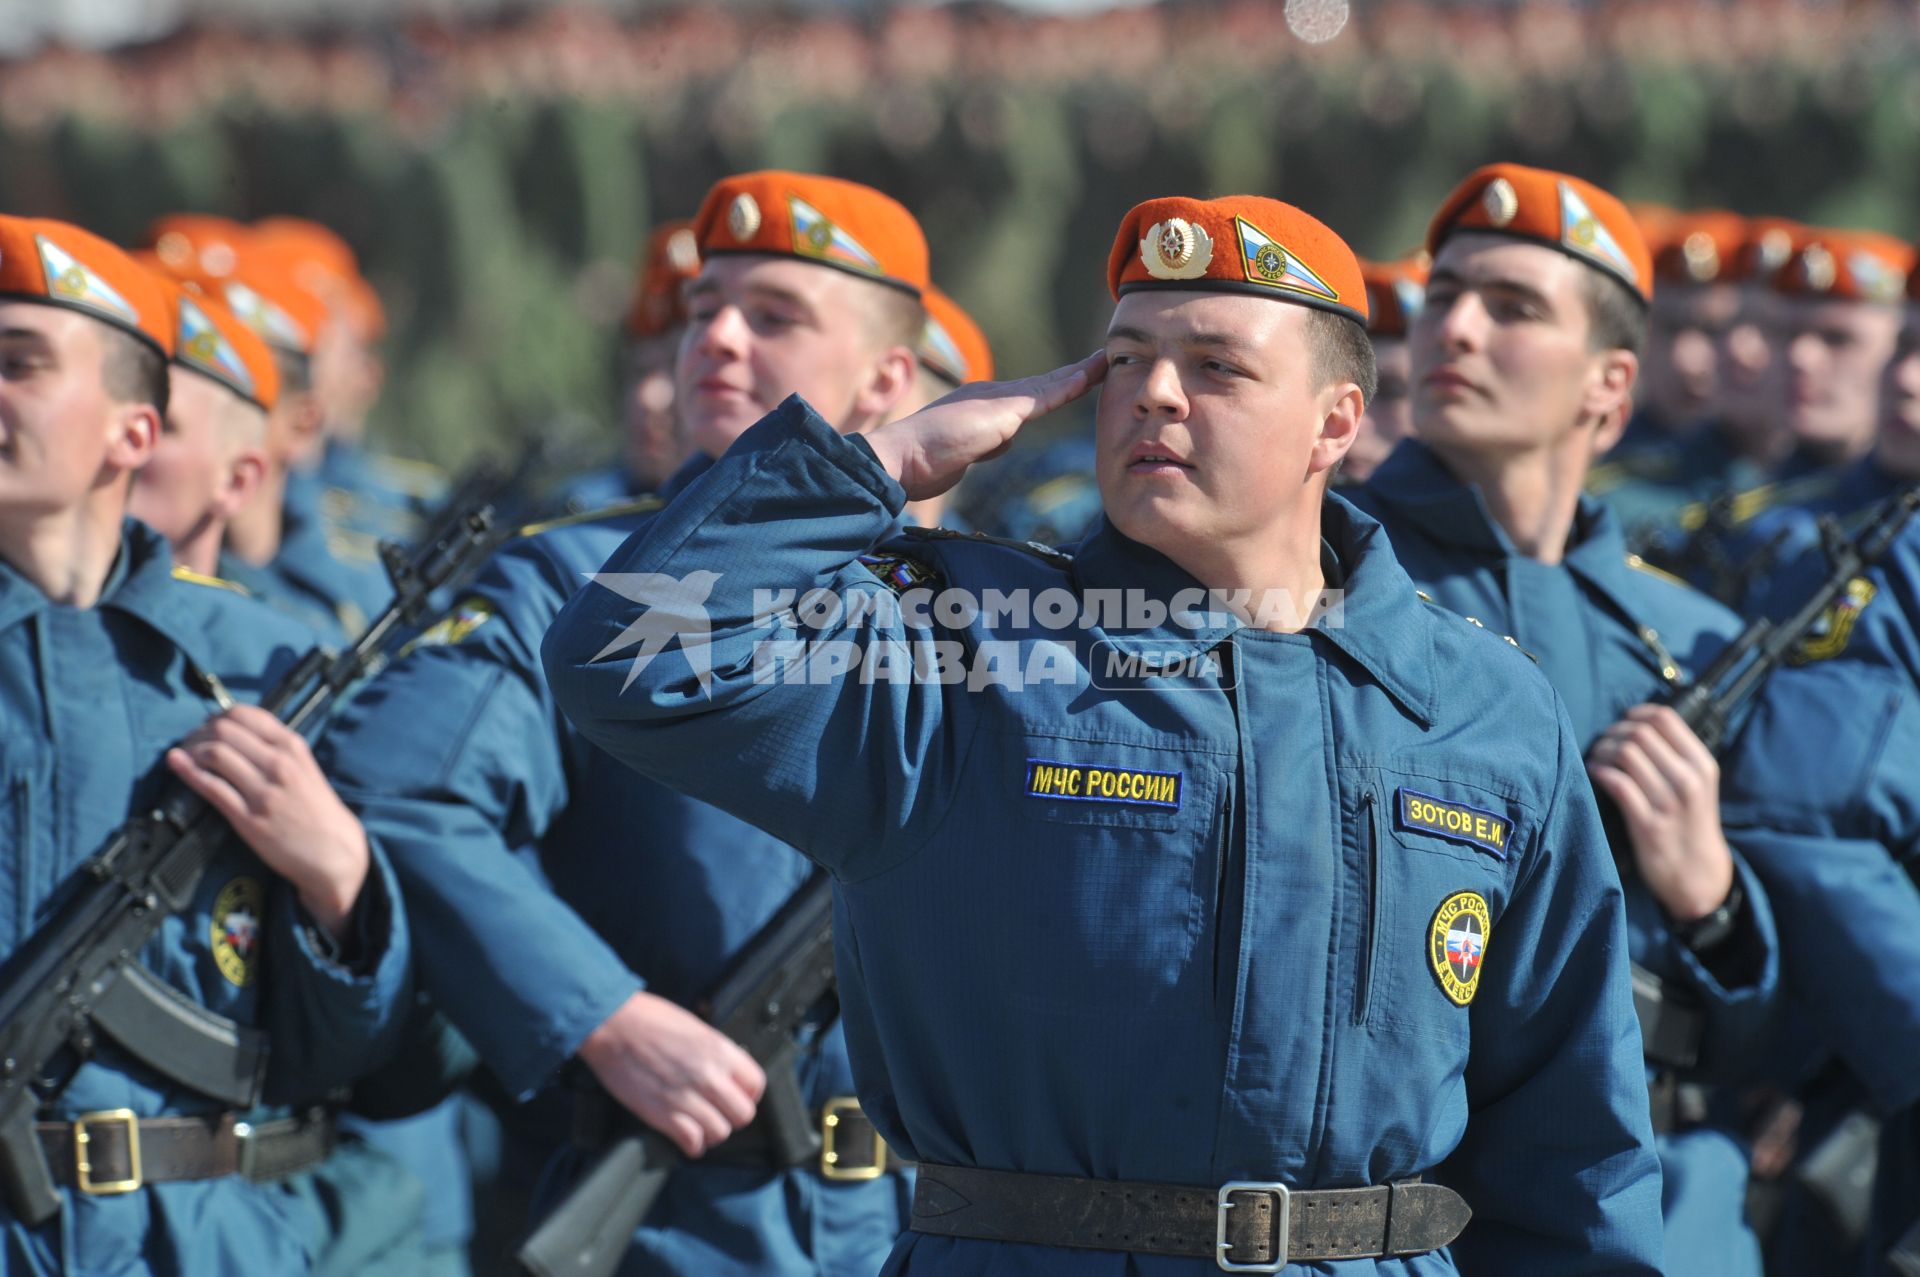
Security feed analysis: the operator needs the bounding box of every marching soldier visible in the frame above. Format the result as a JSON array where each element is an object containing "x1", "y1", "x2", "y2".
[
  {"x1": 319, "y1": 172, "x2": 934, "y2": 1275},
  {"x1": 1344, "y1": 163, "x2": 1785, "y2": 1275},
  {"x1": 545, "y1": 192, "x2": 1665, "y2": 1273},
  {"x1": 0, "y1": 215, "x2": 413, "y2": 1273}
]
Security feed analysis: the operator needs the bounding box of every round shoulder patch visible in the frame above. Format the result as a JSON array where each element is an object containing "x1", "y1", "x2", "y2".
[
  {"x1": 1428, "y1": 890, "x2": 1490, "y2": 1007},
  {"x1": 211, "y1": 876, "x2": 266, "y2": 987}
]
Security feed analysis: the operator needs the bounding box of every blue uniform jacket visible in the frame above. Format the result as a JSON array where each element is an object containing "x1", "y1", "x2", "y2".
[
  {"x1": 319, "y1": 471, "x2": 907, "y2": 1277},
  {"x1": 541, "y1": 398, "x2": 1665, "y2": 1276},
  {"x1": 1350, "y1": 441, "x2": 1790, "y2": 1277},
  {"x1": 0, "y1": 520, "x2": 412, "y2": 1277}
]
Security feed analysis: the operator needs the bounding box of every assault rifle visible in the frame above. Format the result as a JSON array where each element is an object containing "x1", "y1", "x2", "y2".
[
  {"x1": 517, "y1": 871, "x2": 840, "y2": 1277},
  {"x1": 1624, "y1": 485, "x2": 1918, "y2": 1079},
  {"x1": 1663, "y1": 485, "x2": 1919, "y2": 751},
  {"x1": 0, "y1": 492, "x2": 503, "y2": 1224}
]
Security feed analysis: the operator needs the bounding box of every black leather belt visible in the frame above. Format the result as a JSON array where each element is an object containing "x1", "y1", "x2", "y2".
[
  {"x1": 910, "y1": 1163, "x2": 1470, "y2": 1271},
  {"x1": 37, "y1": 1107, "x2": 335, "y2": 1195},
  {"x1": 575, "y1": 1090, "x2": 900, "y2": 1182}
]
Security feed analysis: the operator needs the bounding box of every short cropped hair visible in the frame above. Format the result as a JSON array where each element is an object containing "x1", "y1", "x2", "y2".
[
  {"x1": 100, "y1": 326, "x2": 169, "y2": 417},
  {"x1": 863, "y1": 284, "x2": 927, "y2": 354},
  {"x1": 1579, "y1": 268, "x2": 1646, "y2": 358},
  {"x1": 1306, "y1": 309, "x2": 1378, "y2": 406}
]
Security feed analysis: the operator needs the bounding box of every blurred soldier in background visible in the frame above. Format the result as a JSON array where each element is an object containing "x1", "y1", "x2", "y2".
[
  {"x1": 1340, "y1": 253, "x2": 1427, "y2": 484},
  {"x1": 554, "y1": 219, "x2": 701, "y2": 516},
  {"x1": 252, "y1": 215, "x2": 447, "y2": 547},
  {"x1": 901, "y1": 283, "x2": 993, "y2": 528}
]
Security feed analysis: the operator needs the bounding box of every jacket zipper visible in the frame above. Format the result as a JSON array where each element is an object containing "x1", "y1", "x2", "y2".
[{"x1": 1355, "y1": 789, "x2": 1382, "y2": 1025}]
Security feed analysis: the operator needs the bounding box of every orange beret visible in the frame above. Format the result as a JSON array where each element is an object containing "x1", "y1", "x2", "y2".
[
  {"x1": 211, "y1": 246, "x2": 333, "y2": 358},
  {"x1": 1771, "y1": 229, "x2": 1915, "y2": 305},
  {"x1": 250, "y1": 216, "x2": 387, "y2": 343},
  {"x1": 1107, "y1": 196, "x2": 1368, "y2": 325},
  {"x1": 692, "y1": 171, "x2": 929, "y2": 297},
  {"x1": 148, "y1": 273, "x2": 281, "y2": 413},
  {"x1": 625, "y1": 219, "x2": 701, "y2": 340},
  {"x1": 0, "y1": 216, "x2": 174, "y2": 357},
  {"x1": 143, "y1": 213, "x2": 255, "y2": 283},
  {"x1": 918, "y1": 286, "x2": 994, "y2": 385},
  {"x1": 1359, "y1": 254, "x2": 1430, "y2": 338},
  {"x1": 1426, "y1": 163, "x2": 1652, "y2": 304},
  {"x1": 1651, "y1": 210, "x2": 1750, "y2": 285}
]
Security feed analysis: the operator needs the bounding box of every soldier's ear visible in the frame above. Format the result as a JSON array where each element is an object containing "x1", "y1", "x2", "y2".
[
  {"x1": 1582, "y1": 348, "x2": 1638, "y2": 441},
  {"x1": 853, "y1": 344, "x2": 921, "y2": 429},
  {"x1": 105, "y1": 401, "x2": 160, "y2": 473},
  {"x1": 213, "y1": 443, "x2": 269, "y2": 522},
  {"x1": 1308, "y1": 382, "x2": 1364, "y2": 479}
]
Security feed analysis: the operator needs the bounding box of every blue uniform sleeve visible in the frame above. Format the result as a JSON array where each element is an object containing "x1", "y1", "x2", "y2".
[
  {"x1": 1656, "y1": 844, "x2": 1781, "y2": 1084},
  {"x1": 263, "y1": 834, "x2": 412, "y2": 1101},
  {"x1": 542, "y1": 396, "x2": 974, "y2": 884},
  {"x1": 1720, "y1": 665, "x2": 1920, "y2": 1110},
  {"x1": 320, "y1": 547, "x2": 643, "y2": 1098},
  {"x1": 1445, "y1": 710, "x2": 1666, "y2": 1276}
]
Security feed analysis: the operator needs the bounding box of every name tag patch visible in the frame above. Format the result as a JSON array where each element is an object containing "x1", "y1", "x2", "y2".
[
  {"x1": 1026, "y1": 759, "x2": 1182, "y2": 810},
  {"x1": 1397, "y1": 788, "x2": 1511, "y2": 859}
]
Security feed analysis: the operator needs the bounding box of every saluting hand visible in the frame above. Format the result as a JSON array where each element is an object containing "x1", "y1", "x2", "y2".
[
  {"x1": 167, "y1": 704, "x2": 371, "y2": 939},
  {"x1": 578, "y1": 991, "x2": 767, "y2": 1158},
  {"x1": 863, "y1": 351, "x2": 1107, "y2": 499},
  {"x1": 1586, "y1": 703, "x2": 1736, "y2": 922}
]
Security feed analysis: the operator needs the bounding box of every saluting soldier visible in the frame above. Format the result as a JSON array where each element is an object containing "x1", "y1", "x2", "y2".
[
  {"x1": 545, "y1": 192, "x2": 1665, "y2": 1274},
  {"x1": 319, "y1": 172, "x2": 935, "y2": 1275},
  {"x1": 0, "y1": 215, "x2": 413, "y2": 1274}
]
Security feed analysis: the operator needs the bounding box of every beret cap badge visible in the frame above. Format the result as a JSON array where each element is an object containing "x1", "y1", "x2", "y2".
[
  {"x1": 1140, "y1": 218, "x2": 1215, "y2": 281},
  {"x1": 727, "y1": 193, "x2": 762, "y2": 242},
  {"x1": 1482, "y1": 178, "x2": 1520, "y2": 228}
]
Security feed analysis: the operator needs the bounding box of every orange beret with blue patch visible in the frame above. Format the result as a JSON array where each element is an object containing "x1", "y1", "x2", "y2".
[
  {"x1": 1426, "y1": 163, "x2": 1652, "y2": 304},
  {"x1": 1359, "y1": 255, "x2": 1429, "y2": 338},
  {"x1": 1107, "y1": 195, "x2": 1368, "y2": 325},
  {"x1": 0, "y1": 216, "x2": 174, "y2": 357},
  {"x1": 919, "y1": 286, "x2": 994, "y2": 386},
  {"x1": 692, "y1": 171, "x2": 929, "y2": 298},
  {"x1": 1651, "y1": 211, "x2": 1750, "y2": 285},
  {"x1": 147, "y1": 272, "x2": 281, "y2": 413},
  {"x1": 1771, "y1": 229, "x2": 1914, "y2": 305},
  {"x1": 625, "y1": 219, "x2": 701, "y2": 339}
]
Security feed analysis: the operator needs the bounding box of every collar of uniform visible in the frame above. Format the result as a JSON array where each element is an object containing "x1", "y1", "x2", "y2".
[
  {"x1": 95, "y1": 519, "x2": 226, "y2": 670},
  {"x1": 659, "y1": 450, "x2": 716, "y2": 501},
  {"x1": 0, "y1": 519, "x2": 148, "y2": 635},
  {"x1": 1069, "y1": 503, "x2": 1438, "y2": 727},
  {"x1": 1070, "y1": 517, "x2": 1242, "y2": 658},
  {"x1": 1555, "y1": 496, "x2": 1654, "y2": 624},
  {"x1": 1310, "y1": 494, "x2": 1439, "y2": 727},
  {"x1": 1360, "y1": 439, "x2": 1514, "y2": 557}
]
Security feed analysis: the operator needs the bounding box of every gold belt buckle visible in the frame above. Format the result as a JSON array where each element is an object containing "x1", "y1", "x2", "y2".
[
  {"x1": 73, "y1": 1109, "x2": 143, "y2": 1195},
  {"x1": 819, "y1": 1096, "x2": 887, "y2": 1182}
]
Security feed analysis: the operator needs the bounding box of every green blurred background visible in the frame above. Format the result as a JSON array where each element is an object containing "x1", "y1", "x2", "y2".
[{"x1": 4, "y1": 1, "x2": 1917, "y2": 467}]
